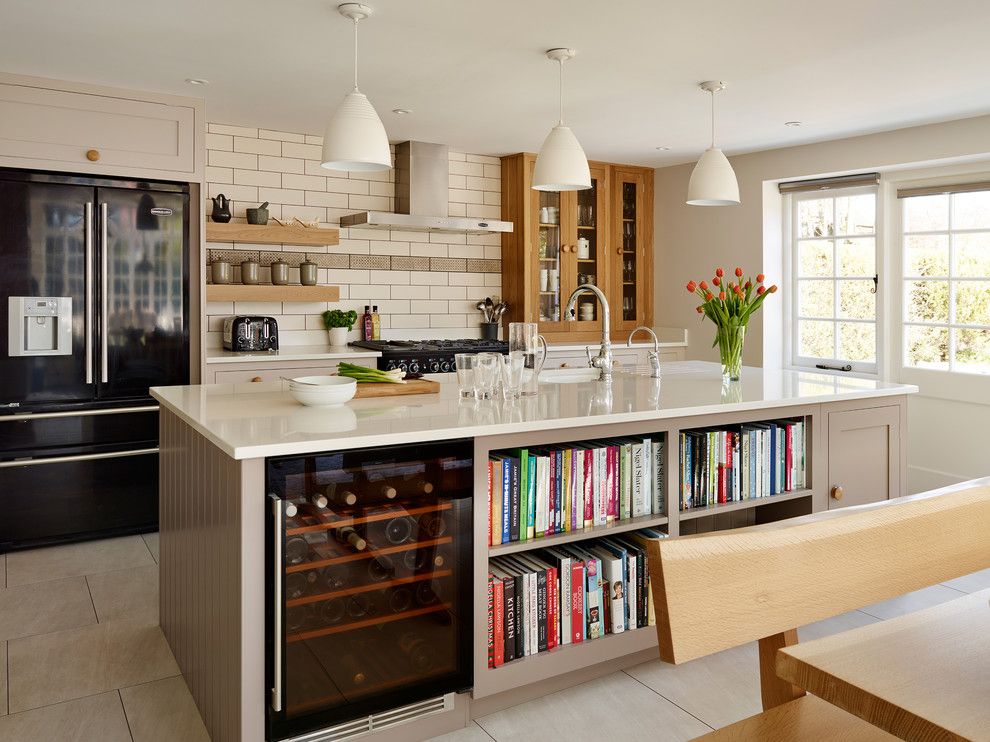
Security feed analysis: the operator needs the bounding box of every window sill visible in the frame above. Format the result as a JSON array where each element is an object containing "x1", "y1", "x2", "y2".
[{"x1": 785, "y1": 364, "x2": 880, "y2": 382}]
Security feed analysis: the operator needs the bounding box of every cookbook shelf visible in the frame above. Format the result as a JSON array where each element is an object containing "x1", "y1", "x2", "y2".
[
  {"x1": 488, "y1": 513, "x2": 669, "y2": 557},
  {"x1": 678, "y1": 488, "x2": 813, "y2": 521}
]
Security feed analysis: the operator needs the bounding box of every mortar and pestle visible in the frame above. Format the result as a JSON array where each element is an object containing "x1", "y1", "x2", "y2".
[{"x1": 246, "y1": 201, "x2": 270, "y2": 225}]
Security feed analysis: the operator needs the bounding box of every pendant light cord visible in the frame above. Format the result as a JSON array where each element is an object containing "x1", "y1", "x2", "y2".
[
  {"x1": 710, "y1": 90, "x2": 716, "y2": 149},
  {"x1": 557, "y1": 59, "x2": 564, "y2": 125},
  {"x1": 352, "y1": 16, "x2": 360, "y2": 92}
]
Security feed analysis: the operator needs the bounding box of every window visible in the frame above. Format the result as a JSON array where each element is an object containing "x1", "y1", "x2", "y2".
[
  {"x1": 788, "y1": 186, "x2": 879, "y2": 373},
  {"x1": 899, "y1": 188, "x2": 990, "y2": 375}
]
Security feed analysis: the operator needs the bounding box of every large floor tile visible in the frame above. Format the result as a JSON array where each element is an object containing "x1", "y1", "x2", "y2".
[
  {"x1": 142, "y1": 532, "x2": 160, "y2": 564},
  {"x1": 942, "y1": 567, "x2": 990, "y2": 594},
  {"x1": 626, "y1": 642, "x2": 760, "y2": 730},
  {"x1": 476, "y1": 670, "x2": 711, "y2": 742},
  {"x1": 7, "y1": 618, "x2": 179, "y2": 712},
  {"x1": 798, "y1": 609, "x2": 879, "y2": 642},
  {"x1": 0, "y1": 691, "x2": 131, "y2": 742},
  {"x1": 427, "y1": 721, "x2": 495, "y2": 741},
  {"x1": 0, "y1": 577, "x2": 96, "y2": 641},
  {"x1": 87, "y1": 565, "x2": 158, "y2": 624},
  {"x1": 859, "y1": 584, "x2": 967, "y2": 620},
  {"x1": 6, "y1": 536, "x2": 155, "y2": 586},
  {"x1": 120, "y1": 676, "x2": 210, "y2": 742}
]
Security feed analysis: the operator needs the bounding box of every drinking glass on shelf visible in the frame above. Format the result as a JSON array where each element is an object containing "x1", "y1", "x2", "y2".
[
  {"x1": 454, "y1": 353, "x2": 477, "y2": 399},
  {"x1": 473, "y1": 352, "x2": 501, "y2": 400},
  {"x1": 508, "y1": 322, "x2": 548, "y2": 397},
  {"x1": 501, "y1": 351, "x2": 525, "y2": 399}
]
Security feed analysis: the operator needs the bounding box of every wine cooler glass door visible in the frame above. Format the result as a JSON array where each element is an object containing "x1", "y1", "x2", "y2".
[{"x1": 266, "y1": 440, "x2": 473, "y2": 741}]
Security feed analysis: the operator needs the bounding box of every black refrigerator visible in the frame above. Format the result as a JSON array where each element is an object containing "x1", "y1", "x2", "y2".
[{"x1": 0, "y1": 169, "x2": 189, "y2": 551}]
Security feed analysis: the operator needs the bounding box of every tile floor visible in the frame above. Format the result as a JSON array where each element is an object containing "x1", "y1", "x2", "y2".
[{"x1": 1, "y1": 535, "x2": 988, "y2": 742}]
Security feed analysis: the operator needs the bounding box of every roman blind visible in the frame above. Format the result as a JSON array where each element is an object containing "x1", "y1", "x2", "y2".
[
  {"x1": 897, "y1": 181, "x2": 990, "y2": 198},
  {"x1": 778, "y1": 173, "x2": 880, "y2": 194}
]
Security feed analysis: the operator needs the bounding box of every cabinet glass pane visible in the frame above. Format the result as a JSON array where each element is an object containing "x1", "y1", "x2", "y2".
[
  {"x1": 621, "y1": 181, "x2": 637, "y2": 321},
  {"x1": 575, "y1": 178, "x2": 599, "y2": 321},
  {"x1": 537, "y1": 191, "x2": 561, "y2": 322}
]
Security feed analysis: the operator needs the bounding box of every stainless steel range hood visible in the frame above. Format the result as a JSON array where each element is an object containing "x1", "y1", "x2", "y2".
[{"x1": 340, "y1": 141, "x2": 513, "y2": 235}]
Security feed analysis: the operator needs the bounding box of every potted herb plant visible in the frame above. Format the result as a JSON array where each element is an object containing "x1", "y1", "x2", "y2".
[{"x1": 322, "y1": 309, "x2": 358, "y2": 347}]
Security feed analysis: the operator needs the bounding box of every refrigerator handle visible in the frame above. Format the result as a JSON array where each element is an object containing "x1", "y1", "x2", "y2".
[
  {"x1": 269, "y1": 493, "x2": 285, "y2": 712},
  {"x1": 100, "y1": 202, "x2": 109, "y2": 384},
  {"x1": 84, "y1": 203, "x2": 94, "y2": 385}
]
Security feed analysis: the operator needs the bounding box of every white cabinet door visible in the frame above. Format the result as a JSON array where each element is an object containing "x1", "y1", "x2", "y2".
[{"x1": 0, "y1": 82, "x2": 196, "y2": 174}]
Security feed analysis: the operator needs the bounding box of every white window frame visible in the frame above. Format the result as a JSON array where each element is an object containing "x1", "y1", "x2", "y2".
[
  {"x1": 783, "y1": 184, "x2": 882, "y2": 377},
  {"x1": 893, "y1": 186, "x2": 990, "y2": 402}
]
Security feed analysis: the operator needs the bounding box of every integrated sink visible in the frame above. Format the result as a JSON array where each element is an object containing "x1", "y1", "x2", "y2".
[{"x1": 539, "y1": 367, "x2": 600, "y2": 384}]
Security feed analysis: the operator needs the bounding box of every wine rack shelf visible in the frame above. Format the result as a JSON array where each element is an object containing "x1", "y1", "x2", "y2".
[
  {"x1": 287, "y1": 569, "x2": 453, "y2": 607},
  {"x1": 677, "y1": 488, "x2": 813, "y2": 521},
  {"x1": 287, "y1": 603, "x2": 452, "y2": 643},
  {"x1": 488, "y1": 513, "x2": 669, "y2": 557},
  {"x1": 287, "y1": 501, "x2": 454, "y2": 536},
  {"x1": 286, "y1": 536, "x2": 453, "y2": 574}
]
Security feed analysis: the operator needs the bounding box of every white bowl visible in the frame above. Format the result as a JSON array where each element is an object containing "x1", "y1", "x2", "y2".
[{"x1": 287, "y1": 375, "x2": 357, "y2": 407}]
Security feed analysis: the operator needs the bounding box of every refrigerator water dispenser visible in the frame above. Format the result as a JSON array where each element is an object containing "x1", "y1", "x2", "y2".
[{"x1": 8, "y1": 297, "x2": 72, "y2": 356}]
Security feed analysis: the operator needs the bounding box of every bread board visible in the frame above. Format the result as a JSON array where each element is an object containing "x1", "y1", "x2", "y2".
[{"x1": 352, "y1": 378, "x2": 441, "y2": 398}]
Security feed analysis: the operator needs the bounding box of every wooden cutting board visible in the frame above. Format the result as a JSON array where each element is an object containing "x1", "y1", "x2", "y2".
[{"x1": 352, "y1": 378, "x2": 441, "y2": 398}]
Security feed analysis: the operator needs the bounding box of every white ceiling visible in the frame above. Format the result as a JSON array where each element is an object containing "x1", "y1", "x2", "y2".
[{"x1": 4, "y1": 0, "x2": 990, "y2": 166}]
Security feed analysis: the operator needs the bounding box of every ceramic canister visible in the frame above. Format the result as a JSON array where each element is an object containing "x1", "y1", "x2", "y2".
[
  {"x1": 270, "y1": 260, "x2": 289, "y2": 285},
  {"x1": 211, "y1": 261, "x2": 232, "y2": 284},
  {"x1": 300, "y1": 259, "x2": 318, "y2": 286},
  {"x1": 241, "y1": 260, "x2": 260, "y2": 284}
]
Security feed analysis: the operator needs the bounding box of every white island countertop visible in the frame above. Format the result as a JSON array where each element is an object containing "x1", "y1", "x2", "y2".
[
  {"x1": 151, "y1": 361, "x2": 917, "y2": 460},
  {"x1": 205, "y1": 345, "x2": 381, "y2": 364}
]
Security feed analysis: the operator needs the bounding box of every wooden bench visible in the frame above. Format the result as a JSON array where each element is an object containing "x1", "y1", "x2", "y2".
[{"x1": 646, "y1": 484, "x2": 990, "y2": 740}]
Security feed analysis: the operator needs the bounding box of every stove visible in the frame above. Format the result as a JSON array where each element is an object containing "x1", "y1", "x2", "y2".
[{"x1": 349, "y1": 338, "x2": 509, "y2": 374}]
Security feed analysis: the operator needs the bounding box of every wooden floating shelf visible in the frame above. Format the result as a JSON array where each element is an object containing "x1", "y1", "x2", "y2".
[
  {"x1": 677, "y1": 488, "x2": 813, "y2": 521},
  {"x1": 205, "y1": 284, "x2": 340, "y2": 302},
  {"x1": 489, "y1": 513, "x2": 669, "y2": 557},
  {"x1": 205, "y1": 221, "x2": 339, "y2": 246}
]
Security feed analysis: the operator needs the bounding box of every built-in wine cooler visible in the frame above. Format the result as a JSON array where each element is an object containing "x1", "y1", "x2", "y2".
[{"x1": 266, "y1": 440, "x2": 473, "y2": 741}]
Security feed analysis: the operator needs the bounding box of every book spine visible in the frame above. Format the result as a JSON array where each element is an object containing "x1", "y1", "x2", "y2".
[
  {"x1": 518, "y1": 452, "x2": 528, "y2": 542},
  {"x1": 586, "y1": 557, "x2": 601, "y2": 639},
  {"x1": 562, "y1": 449, "x2": 571, "y2": 534},
  {"x1": 528, "y1": 455, "x2": 537, "y2": 539},
  {"x1": 528, "y1": 571, "x2": 538, "y2": 653},
  {"x1": 509, "y1": 459, "x2": 520, "y2": 542},
  {"x1": 487, "y1": 573, "x2": 495, "y2": 668},
  {"x1": 487, "y1": 462, "x2": 494, "y2": 547},
  {"x1": 493, "y1": 576, "x2": 505, "y2": 667},
  {"x1": 583, "y1": 450, "x2": 594, "y2": 527},
  {"x1": 570, "y1": 560, "x2": 584, "y2": 643},
  {"x1": 570, "y1": 450, "x2": 579, "y2": 531},
  {"x1": 536, "y1": 568, "x2": 548, "y2": 652},
  {"x1": 558, "y1": 556, "x2": 571, "y2": 645},
  {"x1": 547, "y1": 567, "x2": 558, "y2": 650},
  {"x1": 503, "y1": 577, "x2": 516, "y2": 663},
  {"x1": 501, "y1": 460, "x2": 511, "y2": 543},
  {"x1": 535, "y1": 457, "x2": 546, "y2": 537},
  {"x1": 605, "y1": 556, "x2": 624, "y2": 634},
  {"x1": 555, "y1": 449, "x2": 563, "y2": 533},
  {"x1": 653, "y1": 439, "x2": 665, "y2": 514},
  {"x1": 626, "y1": 553, "x2": 637, "y2": 630},
  {"x1": 630, "y1": 442, "x2": 642, "y2": 517},
  {"x1": 514, "y1": 573, "x2": 525, "y2": 659},
  {"x1": 547, "y1": 453, "x2": 556, "y2": 536}
]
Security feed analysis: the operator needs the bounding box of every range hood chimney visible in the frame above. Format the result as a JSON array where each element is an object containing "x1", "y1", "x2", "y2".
[{"x1": 340, "y1": 141, "x2": 513, "y2": 235}]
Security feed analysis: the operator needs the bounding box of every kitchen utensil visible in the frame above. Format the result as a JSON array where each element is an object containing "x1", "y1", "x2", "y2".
[
  {"x1": 240, "y1": 259, "x2": 260, "y2": 284},
  {"x1": 454, "y1": 353, "x2": 476, "y2": 399},
  {"x1": 300, "y1": 259, "x2": 318, "y2": 286},
  {"x1": 508, "y1": 322, "x2": 547, "y2": 397},
  {"x1": 485, "y1": 296, "x2": 494, "y2": 320},
  {"x1": 352, "y1": 378, "x2": 440, "y2": 397},
  {"x1": 210, "y1": 194, "x2": 231, "y2": 223},
  {"x1": 480, "y1": 322, "x2": 499, "y2": 340},
  {"x1": 211, "y1": 260, "x2": 232, "y2": 285},
  {"x1": 246, "y1": 201, "x2": 269, "y2": 225},
  {"x1": 270, "y1": 259, "x2": 289, "y2": 285},
  {"x1": 476, "y1": 300, "x2": 487, "y2": 320}
]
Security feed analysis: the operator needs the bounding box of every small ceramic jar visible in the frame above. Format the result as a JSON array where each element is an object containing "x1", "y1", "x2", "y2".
[
  {"x1": 240, "y1": 260, "x2": 260, "y2": 285},
  {"x1": 300, "y1": 259, "x2": 318, "y2": 286},
  {"x1": 211, "y1": 261, "x2": 231, "y2": 285},
  {"x1": 270, "y1": 260, "x2": 289, "y2": 285}
]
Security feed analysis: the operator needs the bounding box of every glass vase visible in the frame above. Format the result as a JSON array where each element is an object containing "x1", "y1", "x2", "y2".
[{"x1": 716, "y1": 323, "x2": 745, "y2": 381}]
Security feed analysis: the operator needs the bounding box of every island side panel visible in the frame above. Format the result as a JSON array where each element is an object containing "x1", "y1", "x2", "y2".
[{"x1": 160, "y1": 407, "x2": 266, "y2": 742}]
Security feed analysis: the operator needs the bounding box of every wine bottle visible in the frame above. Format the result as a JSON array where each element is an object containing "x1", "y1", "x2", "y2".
[
  {"x1": 415, "y1": 581, "x2": 440, "y2": 606},
  {"x1": 401, "y1": 469, "x2": 435, "y2": 495},
  {"x1": 285, "y1": 571, "x2": 315, "y2": 600},
  {"x1": 383, "y1": 516, "x2": 413, "y2": 545},
  {"x1": 319, "y1": 598, "x2": 346, "y2": 625},
  {"x1": 286, "y1": 604, "x2": 316, "y2": 633},
  {"x1": 346, "y1": 593, "x2": 380, "y2": 619},
  {"x1": 386, "y1": 585, "x2": 413, "y2": 613},
  {"x1": 308, "y1": 492, "x2": 328, "y2": 510},
  {"x1": 398, "y1": 632, "x2": 434, "y2": 672},
  {"x1": 367, "y1": 554, "x2": 395, "y2": 582},
  {"x1": 402, "y1": 549, "x2": 426, "y2": 571},
  {"x1": 376, "y1": 482, "x2": 398, "y2": 500},
  {"x1": 318, "y1": 566, "x2": 349, "y2": 592},
  {"x1": 419, "y1": 513, "x2": 447, "y2": 539},
  {"x1": 333, "y1": 526, "x2": 367, "y2": 552},
  {"x1": 285, "y1": 536, "x2": 310, "y2": 565},
  {"x1": 325, "y1": 484, "x2": 358, "y2": 508}
]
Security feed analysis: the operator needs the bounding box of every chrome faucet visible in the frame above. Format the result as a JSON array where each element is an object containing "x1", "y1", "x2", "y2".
[
  {"x1": 564, "y1": 284, "x2": 614, "y2": 382},
  {"x1": 628, "y1": 326, "x2": 661, "y2": 378}
]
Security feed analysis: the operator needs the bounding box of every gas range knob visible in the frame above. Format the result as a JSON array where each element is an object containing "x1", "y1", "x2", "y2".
[
  {"x1": 440, "y1": 361, "x2": 451, "y2": 372},
  {"x1": 398, "y1": 362, "x2": 409, "y2": 372},
  {"x1": 385, "y1": 361, "x2": 397, "y2": 371},
  {"x1": 430, "y1": 361, "x2": 441, "y2": 373},
  {"x1": 409, "y1": 361, "x2": 421, "y2": 374}
]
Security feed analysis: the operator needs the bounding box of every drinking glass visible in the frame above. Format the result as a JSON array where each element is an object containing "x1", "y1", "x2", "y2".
[
  {"x1": 454, "y1": 353, "x2": 477, "y2": 399},
  {"x1": 473, "y1": 352, "x2": 501, "y2": 400},
  {"x1": 501, "y1": 351, "x2": 525, "y2": 399},
  {"x1": 508, "y1": 322, "x2": 547, "y2": 396}
]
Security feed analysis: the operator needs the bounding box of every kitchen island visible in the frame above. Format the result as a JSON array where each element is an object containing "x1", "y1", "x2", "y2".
[{"x1": 151, "y1": 362, "x2": 916, "y2": 742}]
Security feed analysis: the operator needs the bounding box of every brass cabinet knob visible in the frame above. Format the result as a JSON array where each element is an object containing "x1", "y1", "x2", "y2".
[
  {"x1": 617, "y1": 247, "x2": 623, "y2": 255},
  {"x1": 86, "y1": 149, "x2": 100, "y2": 162},
  {"x1": 251, "y1": 376, "x2": 262, "y2": 383},
  {"x1": 831, "y1": 485, "x2": 844, "y2": 500}
]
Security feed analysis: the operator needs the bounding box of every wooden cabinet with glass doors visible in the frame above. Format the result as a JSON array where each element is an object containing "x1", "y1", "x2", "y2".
[{"x1": 500, "y1": 153, "x2": 653, "y2": 343}]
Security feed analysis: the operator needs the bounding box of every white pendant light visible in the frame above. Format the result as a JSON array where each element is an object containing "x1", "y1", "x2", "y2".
[
  {"x1": 321, "y1": 3, "x2": 391, "y2": 172},
  {"x1": 532, "y1": 48, "x2": 591, "y2": 192},
  {"x1": 687, "y1": 81, "x2": 740, "y2": 206}
]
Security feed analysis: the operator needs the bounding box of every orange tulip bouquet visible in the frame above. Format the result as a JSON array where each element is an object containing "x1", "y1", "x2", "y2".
[{"x1": 685, "y1": 267, "x2": 777, "y2": 380}]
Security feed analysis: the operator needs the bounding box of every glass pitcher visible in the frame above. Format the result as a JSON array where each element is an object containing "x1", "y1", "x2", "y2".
[{"x1": 508, "y1": 322, "x2": 548, "y2": 396}]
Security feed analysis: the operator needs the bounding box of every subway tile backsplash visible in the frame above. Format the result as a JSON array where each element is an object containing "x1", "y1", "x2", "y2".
[{"x1": 205, "y1": 123, "x2": 503, "y2": 348}]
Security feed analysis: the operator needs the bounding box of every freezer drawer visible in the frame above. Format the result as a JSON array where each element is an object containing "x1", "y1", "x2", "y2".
[
  {"x1": 0, "y1": 406, "x2": 157, "y2": 456},
  {"x1": 0, "y1": 446, "x2": 158, "y2": 551}
]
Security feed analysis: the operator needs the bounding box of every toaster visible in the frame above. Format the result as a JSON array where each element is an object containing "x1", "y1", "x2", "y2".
[{"x1": 222, "y1": 316, "x2": 279, "y2": 352}]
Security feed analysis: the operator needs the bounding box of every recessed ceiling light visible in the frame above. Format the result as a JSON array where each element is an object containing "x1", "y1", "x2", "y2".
[
  {"x1": 185, "y1": 78, "x2": 209, "y2": 86},
  {"x1": 392, "y1": 108, "x2": 412, "y2": 115},
  {"x1": 784, "y1": 121, "x2": 802, "y2": 127},
  {"x1": 655, "y1": 146, "x2": 671, "y2": 151}
]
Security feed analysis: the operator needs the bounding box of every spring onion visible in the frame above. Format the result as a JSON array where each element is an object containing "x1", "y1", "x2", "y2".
[{"x1": 337, "y1": 362, "x2": 407, "y2": 384}]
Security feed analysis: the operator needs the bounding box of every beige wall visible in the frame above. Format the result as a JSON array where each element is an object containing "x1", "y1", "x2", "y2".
[
  {"x1": 652, "y1": 113, "x2": 990, "y2": 492},
  {"x1": 653, "y1": 114, "x2": 990, "y2": 364}
]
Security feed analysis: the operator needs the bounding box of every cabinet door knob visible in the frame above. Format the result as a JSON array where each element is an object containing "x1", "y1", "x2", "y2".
[
  {"x1": 251, "y1": 376, "x2": 263, "y2": 383},
  {"x1": 831, "y1": 485, "x2": 844, "y2": 500},
  {"x1": 86, "y1": 149, "x2": 100, "y2": 162},
  {"x1": 617, "y1": 247, "x2": 623, "y2": 255}
]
